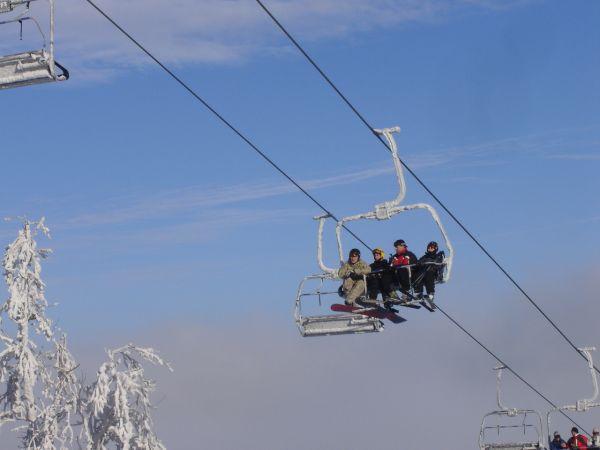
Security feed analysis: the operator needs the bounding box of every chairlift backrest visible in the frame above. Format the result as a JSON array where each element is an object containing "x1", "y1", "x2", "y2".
[
  {"x1": 0, "y1": 0, "x2": 68, "y2": 90},
  {"x1": 546, "y1": 347, "x2": 600, "y2": 446},
  {"x1": 480, "y1": 366, "x2": 544, "y2": 450}
]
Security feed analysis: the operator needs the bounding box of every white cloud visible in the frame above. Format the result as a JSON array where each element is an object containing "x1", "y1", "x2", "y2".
[
  {"x1": 0, "y1": 0, "x2": 534, "y2": 81},
  {"x1": 546, "y1": 153, "x2": 600, "y2": 161},
  {"x1": 45, "y1": 124, "x2": 599, "y2": 233},
  {"x1": 62, "y1": 164, "x2": 395, "y2": 228}
]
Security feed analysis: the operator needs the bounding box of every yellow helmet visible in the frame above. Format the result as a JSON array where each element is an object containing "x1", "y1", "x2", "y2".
[{"x1": 372, "y1": 247, "x2": 385, "y2": 257}]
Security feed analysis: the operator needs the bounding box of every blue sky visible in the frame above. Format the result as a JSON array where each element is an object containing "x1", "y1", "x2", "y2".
[{"x1": 1, "y1": 1, "x2": 599, "y2": 448}]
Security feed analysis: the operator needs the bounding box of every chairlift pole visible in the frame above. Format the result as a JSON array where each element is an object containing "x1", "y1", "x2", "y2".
[{"x1": 48, "y1": 0, "x2": 54, "y2": 76}]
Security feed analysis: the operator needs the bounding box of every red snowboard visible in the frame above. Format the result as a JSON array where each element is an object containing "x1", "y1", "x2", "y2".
[{"x1": 331, "y1": 304, "x2": 406, "y2": 324}]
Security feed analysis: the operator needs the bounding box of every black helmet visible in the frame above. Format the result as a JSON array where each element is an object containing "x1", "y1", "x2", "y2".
[
  {"x1": 427, "y1": 241, "x2": 439, "y2": 251},
  {"x1": 349, "y1": 248, "x2": 361, "y2": 258},
  {"x1": 393, "y1": 239, "x2": 406, "y2": 248}
]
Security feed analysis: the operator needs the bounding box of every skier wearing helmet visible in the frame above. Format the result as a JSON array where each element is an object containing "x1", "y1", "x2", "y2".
[
  {"x1": 338, "y1": 248, "x2": 371, "y2": 306},
  {"x1": 414, "y1": 241, "x2": 445, "y2": 304},
  {"x1": 389, "y1": 239, "x2": 418, "y2": 299},
  {"x1": 367, "y1": 247, "x2": 397, "y2": 308}
]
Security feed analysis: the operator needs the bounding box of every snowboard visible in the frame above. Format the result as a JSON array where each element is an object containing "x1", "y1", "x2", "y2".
[{"x1": 331, "y1": 303, "x2": 406, "y2": 324}]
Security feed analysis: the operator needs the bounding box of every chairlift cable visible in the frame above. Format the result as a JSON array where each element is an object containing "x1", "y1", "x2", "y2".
[
  {"x1": 254, "y1": 0, "x2": 598, "y2": 376},
  {"x1": 437, "y1": 304, "x2": 589, "y2": 435},
  {"x1": 82, "y1": 0, "x2": 373, "y2": 252},
  {"x1": 82, "y1": 0, "x2": 587, "y2": 433}
]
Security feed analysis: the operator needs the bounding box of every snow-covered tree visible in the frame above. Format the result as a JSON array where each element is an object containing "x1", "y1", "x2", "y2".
[
  {"x1": 81, "y1": 345, "x2": 172, "y2": 450},
  {"x1": 0, "y1": 219, "x2": 171, "y2": 449},
  {"x1": 0, "y1": 217, "x2": 78, "y2": 449}
]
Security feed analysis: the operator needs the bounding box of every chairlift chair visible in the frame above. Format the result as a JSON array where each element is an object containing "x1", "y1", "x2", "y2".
[
  {"x1": 546, "y1": 347, "x2": 600, "y2": 447},
  {"x1": 333, "y1": 127, "x2": 454, "y2": 307},
  {"x1": 294, "y1": 126, "x2": 455, "y2": 336},
  {"x1": 0, "y1": 0, "x2": 69, "y2": 90},
  {"x1": 294, "y1": 215, "x2": 384, "y2": 337},
  {"x1": 479, "y1": 366, "x2": 545, "y2": 450}
]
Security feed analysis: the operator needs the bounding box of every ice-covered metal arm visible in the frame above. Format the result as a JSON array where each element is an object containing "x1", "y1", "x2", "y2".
[
  {"x1": 578, "y1": 347, "x2": 599, "y2": 408},
  {"x1": 314, "y1": 214, "x2": 337, "y2": 276},
  {"x1": 495, "y1": 365, "x2": 518, "y2": 416},
  {"x1": 582, "y1": 347, "x2": 600, "y2": 404},
  {"x1": 556, "y1": 347, "x2": 599, "y2": 411},
  {"x1": 373, "y1": 127, "x2": 405, "y2": 218}
]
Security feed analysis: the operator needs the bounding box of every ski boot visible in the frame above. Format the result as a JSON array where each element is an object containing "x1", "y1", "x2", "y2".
[{"x1": 423, "y1": 293, "x2": 436, "y2": 311}]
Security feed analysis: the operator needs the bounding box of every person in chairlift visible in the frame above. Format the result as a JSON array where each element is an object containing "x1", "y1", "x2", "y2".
[
  {"x1": 338, "y1": 248, "x2": 371, "y2": 306},
  {"x1": 567, "y1": 427, "x2": 588, "y2": 450},
  {"x1": 367, "y1": 247, "x2": 397, "y2": 309},
  {"x1": 551, "y1": 431, "x2": 568, "y2": 450},
  {"x1": 591, "y1": 429, "x2": 600, "y2": 448},
  {"x1": 414, "y1": 241, "x2": 444, "y2": 303},
  {"x1": 389, "y1": 239, "x2": 417, "y2": 300}
]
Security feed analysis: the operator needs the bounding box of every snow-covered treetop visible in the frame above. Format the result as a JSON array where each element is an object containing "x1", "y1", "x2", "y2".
[
  {"x1": 1, "y1": 219, "x2": 172, "y2": 449},
  {"x1": 2, "y1": 217, "x2": 53, "y2": 339},
  {"x1": 84, "y1": 344, "x2": 172, "y2": 450}
]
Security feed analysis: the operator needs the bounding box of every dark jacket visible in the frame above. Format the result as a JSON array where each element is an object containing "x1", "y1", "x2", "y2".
[
  {"x1": 370, "y1": 259, "x2": 390, "y2": 274},
  {"x1": 551, "y1": 438, "x2": 567, "y2": 450},
  {"x1": 418, "y1": 250, "x2": 445, "y2": 268}
]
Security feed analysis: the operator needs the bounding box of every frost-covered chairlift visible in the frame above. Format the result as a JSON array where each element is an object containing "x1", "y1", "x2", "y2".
[
  {"x1": 333, "y1": 127, "x2": 454, "y2": 308},
  {"x1": 294, "y1": 214, "x2": 384, "y2": 337},
  {"x1": 546, "y1": 347, "x2": 600, "y2": 447},
  {"x1": 479, "y1": 366, "x2": 545, "y2": 450},
  {"x1": 0, "y1": 0, "x2": 68, "y2": 90}
]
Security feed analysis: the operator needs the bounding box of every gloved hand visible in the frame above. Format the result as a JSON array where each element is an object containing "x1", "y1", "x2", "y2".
[{"x1": 350, "y1": 273, "x2": 362, "y2": 281}]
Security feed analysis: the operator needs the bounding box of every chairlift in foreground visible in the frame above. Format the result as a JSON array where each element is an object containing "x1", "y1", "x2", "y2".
[
  {"x1": 333, "y1": 127, "x2": 454, "y2": 308},
  {"x1": 294, "y1": 215, "x2": 385, "y2": 337},
  {"x1": 0, "y1": 0, "x2": 68, "y2": 90},
  {"x1": 294, "y1": 127, "x2": 454, "y2": 337},
  {"x1": 479, "y1": 366, "x2": 545, "y2": 450},
  {"x1": 546, "y1": 347, "x2": 600, "y2": 447}
]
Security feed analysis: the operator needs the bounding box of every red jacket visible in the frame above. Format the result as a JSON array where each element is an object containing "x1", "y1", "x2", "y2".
[
  {"x1": 389, "y1": 251, "x2": 417, "y2": 268},
  {"x1": 567, "y1": 434, "x2": 588, "y2": 450}
]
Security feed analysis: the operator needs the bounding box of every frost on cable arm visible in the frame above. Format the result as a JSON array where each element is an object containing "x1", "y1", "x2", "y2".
[{"x1": 0, "y1": 219, "x2": 171, "y2": 450}]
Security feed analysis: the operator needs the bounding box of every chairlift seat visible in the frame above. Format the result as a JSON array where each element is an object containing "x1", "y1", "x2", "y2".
[
  {"x1": 297, "y1": 313, "x2": 383, "y2": 337},
  {"x1": 0, "y1": 50, "x2": 67, "y2": 90},
  {"x1": 483, "y1": 443, "x2": 540, "y2": 450}
]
